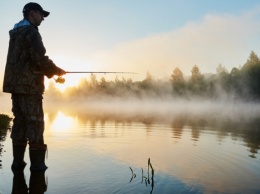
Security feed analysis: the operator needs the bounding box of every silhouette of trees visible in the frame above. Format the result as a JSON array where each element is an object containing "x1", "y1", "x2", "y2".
[
  {"x1": 240, "y1": 51, "x2": 260, "y2": 99},
  {"x1": 215, "y1": 64, "x2": 230, "y2": 94},
  {"x1": 45, "y1": 51, "x2": 260, "y2": 101},
  {"x1": 170, "y1": 68, "x2": 185, "y2": 95},
  {"x1": 188, "y1": 65, "x2": 207, "y2": 95}
]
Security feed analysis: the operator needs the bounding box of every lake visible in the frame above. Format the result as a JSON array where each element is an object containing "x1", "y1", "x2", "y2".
[{"x1": 0, "y1": 98, "x2": 260, "y2": 194}]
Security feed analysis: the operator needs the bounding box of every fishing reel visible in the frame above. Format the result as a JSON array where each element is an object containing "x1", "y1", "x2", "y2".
[{"x1": 54, "y1": 76, "x2": 65, "y2": 84}]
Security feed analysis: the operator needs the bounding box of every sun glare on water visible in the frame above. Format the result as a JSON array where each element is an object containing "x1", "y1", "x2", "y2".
[{"x1": 47, "y1": 111, "x2": 76, "y2": 133}]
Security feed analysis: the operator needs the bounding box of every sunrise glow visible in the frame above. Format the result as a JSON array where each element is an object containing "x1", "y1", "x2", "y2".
[{"x1": 44, "y1": 55, "x2": 93, "y2": 92}]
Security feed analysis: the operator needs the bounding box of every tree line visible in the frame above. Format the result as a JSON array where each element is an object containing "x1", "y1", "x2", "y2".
[{"x1": 46, "y1": 51, "x2": 260, "y2": 101}]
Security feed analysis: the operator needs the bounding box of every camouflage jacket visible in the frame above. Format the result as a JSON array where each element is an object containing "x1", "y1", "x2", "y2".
[{"x1": 3, "y1": 19, "x2": 62, "y2": 94}]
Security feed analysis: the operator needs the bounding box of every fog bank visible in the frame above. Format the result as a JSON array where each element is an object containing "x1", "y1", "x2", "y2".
[
  {"x1": 2, "y1": 90, "x2": 260, "y2": 127},
  {"x1": 44, "y1": 96, "x2": 260, "y2": 126}
]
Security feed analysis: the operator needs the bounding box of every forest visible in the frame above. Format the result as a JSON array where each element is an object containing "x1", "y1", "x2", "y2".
[{"x1": 45, "y1": 51, "x2": 260, "y2": 101}]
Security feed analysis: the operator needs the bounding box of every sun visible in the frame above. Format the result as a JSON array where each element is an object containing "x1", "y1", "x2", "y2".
[
  {"x1": 45, "y1": 74, "x2": 84, "y2": 92},
  {"x1": 44, "y1": 55, "x2": 93, "y2": 92},
  {"x1": 43, "y1": 54, "x2": 117, "y2": 92}
]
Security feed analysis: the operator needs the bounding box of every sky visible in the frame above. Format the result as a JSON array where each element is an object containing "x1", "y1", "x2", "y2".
[{"x1": 1, "y1": 0, "x2": 260, "y2": 89}]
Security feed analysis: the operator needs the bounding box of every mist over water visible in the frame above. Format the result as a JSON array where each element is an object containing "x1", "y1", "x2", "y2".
[
  {"x1": 2, "y1": 92, "x2": 260, "y2": 136},
  {"x1": 44, "y1": 95, "x2": 260, "y2": 127},
  {"x1": 2, "y1": 88, "x2": 260, "y2": 129}
]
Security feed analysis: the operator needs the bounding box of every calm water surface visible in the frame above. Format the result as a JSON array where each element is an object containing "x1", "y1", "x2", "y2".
[{"x1": 1, "y1": 107, "x2": 260, "y2": 194}]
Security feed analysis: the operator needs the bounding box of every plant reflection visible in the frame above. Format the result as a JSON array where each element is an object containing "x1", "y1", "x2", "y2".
[
  {"x1": 0, "y1": 129, "x2": 6, "y2": 169},
  {"x1": 129, "y1": 158, "x2": 155, "y2": 194},
  {"x1": 129, "y1": 167, "x2": 136, "y2": 183},
  {"x1": 0, "y1": 114, "x2": 11, "y2": 169},
  {"x1": 11, "y1": 170, "x2": 47, "y2": 194}
]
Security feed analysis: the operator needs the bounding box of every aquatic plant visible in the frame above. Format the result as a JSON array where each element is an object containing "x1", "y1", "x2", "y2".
[
  {"x1": 129, "y1": 167, "x2": 136, "y2": 183},
  {"x1": 129, "y1": 158, "x2": 155, "y2": 193}
]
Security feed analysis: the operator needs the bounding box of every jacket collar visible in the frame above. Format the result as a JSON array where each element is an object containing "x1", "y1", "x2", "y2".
[{"x1": 13, "y1": 19, "x2": 38, "y2": 30}]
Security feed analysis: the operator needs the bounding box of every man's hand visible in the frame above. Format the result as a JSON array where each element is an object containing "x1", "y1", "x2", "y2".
[{"x1": 57, "y1": 68, "x2": 66, "y2": 76}]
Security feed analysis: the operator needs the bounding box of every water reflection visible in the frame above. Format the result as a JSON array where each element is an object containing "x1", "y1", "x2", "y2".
[
  {"x1": 1, "y1": 106, "x2": 259, "y2": 193},
  {"x1": 12, "y1": 170, "x2": 47, "y2": 194},
  {"x1": 45, "y1": 107, "x2": 260, "y2": 159},
  {"x1": 12, "y1": 170, "x2": 27, "y2": 194},
  {"x1": 43, "y1": 107, "x2": 260, "y2": 192},
  {"x1": 29, "y1": 172, "x2": 48, "y2": 194},
  {"x1": 170, "y1": 116, "x2": 260, "y2": 158},
  {"x1": 46, "y1": 111, "x2": 75, "y2": 132}
]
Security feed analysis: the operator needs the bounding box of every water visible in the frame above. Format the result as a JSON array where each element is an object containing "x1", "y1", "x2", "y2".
[{"x1": 1, "y1": 106, "x2": 260, "y2": 194}]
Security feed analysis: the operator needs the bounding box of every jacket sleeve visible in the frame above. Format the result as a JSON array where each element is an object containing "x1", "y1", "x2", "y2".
[{"x1": 26, "y1": 27, "x2": 63, "y2": 78}]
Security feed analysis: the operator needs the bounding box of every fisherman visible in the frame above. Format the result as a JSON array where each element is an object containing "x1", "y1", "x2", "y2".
[{"x1": 3, "y1": 2, "x2": 66, "y2": 171}]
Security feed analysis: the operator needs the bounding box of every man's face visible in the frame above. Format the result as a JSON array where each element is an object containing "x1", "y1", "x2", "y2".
[{"x1": 30, "y1": 10, "x2": 44, "y2": 26}]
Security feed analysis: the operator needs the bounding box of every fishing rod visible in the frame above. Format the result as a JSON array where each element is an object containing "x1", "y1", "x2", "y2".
[
  {"x1": 55, "y1": 71, "x2": 137, "y2": 84},
  {"x1": 66, "y1": 71, "x2": 136, "y2": 74},
  {"x1": 34, "y1": 71, "x2": 137, "y2": 84}
]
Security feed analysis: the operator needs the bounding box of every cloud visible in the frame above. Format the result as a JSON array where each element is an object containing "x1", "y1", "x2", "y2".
[{"x1": 90, "y1": 8, "x2": 260, "y2": 80}]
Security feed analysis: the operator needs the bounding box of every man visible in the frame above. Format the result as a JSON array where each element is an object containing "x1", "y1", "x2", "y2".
[{"x1": 3, "y1": 2, "x2": 66, "y2": 171}]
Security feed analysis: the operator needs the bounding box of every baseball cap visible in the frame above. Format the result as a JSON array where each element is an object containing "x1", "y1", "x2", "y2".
[{"x1": 23, "y1": 2, "x2": 50, "y2": 17}]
